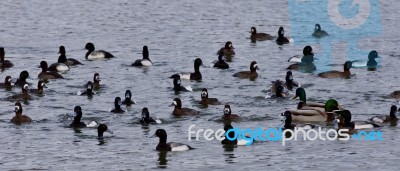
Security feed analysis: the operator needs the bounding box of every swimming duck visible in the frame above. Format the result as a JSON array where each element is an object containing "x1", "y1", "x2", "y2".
[
  {"x1": 199, "y1": 88, "x2": 222, "y2": 105},
  {"x1": 85, "y1": 42, "x2": 114, "y2": 60},
  {"x1": 0, "y1": 47, "x2": 13, "y2": 68},
  {"x1": 287, "y1": 46, "x2": 316, "y2": 72},
  {"x1": 172, "y1": 75, "x2": 193, "y2": 92},
  {"x1": 14, "y1": 71, "x2": 30, "y2": 87},
  {"x1": 57, "y1": 46, "x2": 82, "y2": 66},
  {"x1": 270, "y1": 80, "x2": 289, "y2": 98},
  {"x1": 280, "y1": 111, "x2": 316, "y2": 130},
  {"x1": 70, "y1": 106, "x2": 87, "y2": 128},
  {"x1": 93, "y1": 73, "x2": 101, "y2": 89},
  {"x1": 38, "y1": 61, "x2": 64, "y2": 80},
  {"x1": 48, "y1": 48, "x2": 70, "y2": 72},
  {"x1": 132, "y1": 46, "x2": 152, "y2": 67},
  {"x1": 312, "y1": 24, "x2": 329, "y2": 38},
  {"x1": 284, "y1": 71, "x2": 300, "y2": 90},
  {"x1": 276, "y1": 27, "x2": 290, "y2": 45},
  {"x1": 336, "y1": 110, "x2": 380, "y2": 130},
  {"x1": 31, "y1": 81, "x2": 47, "y2": 94},
  {"x1": 213, "y1": 52, "x2": 229, "y2": 69},
  {"x1": 318, "y1": 61, "x2": 352, "y2": 79},
  {"x1": 8, "y1": 83, "x2": 31, "y2": 100},
  {"x1": 288, "y1": 46, "x2": 314, "y2": 63},
  {"x1": 222, "y1": 104, "x2": 240, "y2": 120},
  {"x1": 351, "y1": 50, "x2": 379, "y2": 70},
  {"x1": 250, "y1": 27, "x2": 273, "y2": 41},
  {"x1": 11, "y1": 102, "x2": 32, "y2": 124},
  {"x1": 97, "y1": 124, "x2": 113, "y2": 139},
  {"x1": 121, "y1": 90, "x2": 136, "y2": 106},
  {"x1": 390, "y1": 91, "x2": 400, "y2": 99},
  {"x1": 369, "y1": 105, "x2": 398, "y2": 123},
  {"x1": 139, "y1": 107, "x2": 162, "y2": 124},
  {"x1": 233, "y1": 61, "x2": 259, "y2": 79},
  {"x1": 0, "y1": 76, "x2": 13, "y2": 89},
  {"x1": 170, "y1": 98, "x2": 200, "y2": 116},
  {"x1": 152, "y1": 129, "x2": 194, "y2": 151},
  {"x1": 170, "y1": 58, "x2": 203, "y2": 80},
  {"x1": 110, "y1": 97, "x2": 125, "y2": 113},
  {"x1": 217, "y1": 41, "x2": 235, "y2": 56},
  {"x1": 221, "y1": 124, "x2": 252, "y2": 146},
  {"x1": 285, "y1": 99, "x2": 341, "y2": 122},
  {"x1": 292, "y1": 87, "x2": 344, "y2": 109},
  {"x1": 77, "y1": 81, "x2": 96, "y2": 96}
]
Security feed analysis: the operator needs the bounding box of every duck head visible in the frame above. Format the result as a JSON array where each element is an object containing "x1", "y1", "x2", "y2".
[
  {"x1": 0, "y1": 47, "x2": 4, "y2": 62},
  {"x1": 97, "y1": 124, "x2": 112, "y2": 138},
  {"x1": 19, "y1": 71, "x2": 30, "y2": 82},
  {"x1": 390, "y1": 105, "x2": 398, "y2": 119},
  {"x1": 152, "y1": 129, "x2": 167, "y2": 143},
  {"x1": 125, "y1": 90, "x2": 132, "y2": 101},
  {"x1": 250, "y1": 61, "x2": 259, "y2": 72},
  {"x1": 40, "y1": 61, "x2": 48, "y2": 72},
  {"x1": 142, "y1": 46, "x2": 149, "y2": 60},
  {"x1": 5, "y1": 76, "x2": 12, "y2": 87},
  {"x1": 37, "y1": 81, "x2": 47, "y2": 91},
  {"x1": 278, "y1": 27, "x2": 285, "y2": 37},
  {"x1": 85, "y1": 42, "x2": 95, "y2": 52},
  {"x1": 293, "y1": 87, "x2": 307, "y2": 103},
  {"x1": 170, "y1": 98, "x2": 182, "y2": 109},
  {"x1": 172, "y1": 75, "x2": 181, "y2": 89},
  {"x1": 250, "y1": 27, "x2": 257, "y2": 35},
  {"x1": 114, "y1": 97, "x2": 122, "y2": 109},
  {"x1": 201, "y1": 88, "x2": 208, "y2": 99},
  {"x1": 141, "y1": 107, "x2": 150, "y2": 122},
  {"x1": 93, "y1": 73, "x2": 100, "y2": 84},
  {"x1": 194, "y1": 58, "x2": 204, "y2": 72},
  {"x1": 73, "y1": 106, "x2": 83, "y2": 123},
  {"x1": 303, "y1": 46, "x2": 313, "y2": 56},
  {"x1": 314, "y1": 24, "x2": 321, "y2": 31},
  {"x1": 225, "y1": 41, "x2": 234, "y2": 49},
  {"x1": 14, "y1": 102, "x2": 23, "y2": 116},
  {"x1": 224, "y1": 104, "x2": 232, "y2": 116},
  {"x1": 58, "y1": 46, "x2": 67, "y2": 63}
]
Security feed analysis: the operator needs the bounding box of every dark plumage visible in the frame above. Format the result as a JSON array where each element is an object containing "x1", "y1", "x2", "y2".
[
  {"x1": 213, "y1": 52, "x2": 229, "y2": 69},
  {"x1": 38, "y1": 61, "x2": 64, "y2": 80},
  {"x1": 250, "y1": 26, "x2": 273, "y2": 41},
  {"x1": 199, "y1": 88, "x2": 222, "y2": 105},
  {"x1": 171, "y1": 98, "x2": 199, "y2": 116},
  {"x1": 233, "y1": 61, "x2": 259, "y2": 79},
  {"x1": 318, "y1": 61, "x2": 352, "y2": 79},
  {"x1": 217, "y1": 41, "x2": 235, "y2": 56}
]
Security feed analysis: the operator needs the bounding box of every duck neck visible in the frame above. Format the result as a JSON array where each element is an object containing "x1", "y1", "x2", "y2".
[
  {"x1": 85, "y1": 50, "x2": 92, "y2": 58},
  {"x1": 390, "y1": 111, "x2": 397, "y2": 119},
  {"x1": 98, "y1": 131, "x2": 104, "y2": 138},
  {"x1": 143, "y1": 50, "x2": 149, "y2": 60},
  {"x1": 194, "y1": 64, "x2": 200, "y2": 73},
  {"x1": 159, "y1": 136, "x2": 167, "y2": 144},
  {"x1": 58, "y1": 54, "x2": 67, "y2": 63}
]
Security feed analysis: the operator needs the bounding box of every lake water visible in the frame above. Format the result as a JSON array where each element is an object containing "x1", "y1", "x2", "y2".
[{"x1": 0, "y1": 0, "x2": 400, "y2": 170}]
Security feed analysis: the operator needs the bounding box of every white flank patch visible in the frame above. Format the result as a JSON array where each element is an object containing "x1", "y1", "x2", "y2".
[
  {"x1": 56, "y1": 64, "x2": 70, "y2": 71},
  {"x1": 87, "y1": 121, "x2": 98, "y2": 128},
  {"x1": 141, "y1": 60, "x2": 153, "y2": 66},
  {"x1": 88, "y1": 51, "x2": 106, "y2": 60}
]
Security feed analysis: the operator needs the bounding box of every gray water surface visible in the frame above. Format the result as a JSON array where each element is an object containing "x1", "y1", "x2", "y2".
[{"x1": 1, "y1": 0, "x2": 400, "y2": 170}]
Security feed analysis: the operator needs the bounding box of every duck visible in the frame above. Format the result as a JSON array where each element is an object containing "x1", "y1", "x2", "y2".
[
  {"x1": 221, "y1": 124, "x2": 252, "y2": 146},
  {"x1": 48, "y1": 50, "x2": 70, "y2": 72},
  {"x1": 270, "y1": 80, "x2": 289, "y2": 98},
  {"x1": 199, "y1": 88, "x2": 222, "y2": 105},
  {"x1": 97, "y1": 124, "x2": 113, "y2": 139},
  {"x1": 110, "y1": 97, "x2": 125, "y2": 113},
  {"x1": 217, "y1": 41, "x2": 235, "y2": 56},
  {"x1": 31, "y1": 81, "x2": 47, "y2": 94},
  {"x1": 0, "y1": 76, "x2": 13, "y2": 89},
  {"x1": 287, "y1": 46, "x2": 314, "y2": 63},
  {"x1": 233, "y1": 61, "x2": 259, "y2": 79},
  {"x1": 222, "y1": 104, "x2": 240, "y2": 120},
  {"x1": 170, "y1": 58, "x2": 203, "y2": 80},
  {"x1": 250, "y1": 27, "x2": 273, "y2": 41},
  {"x1": 351, "y1": 50, "x2": 379, "y2": 70},
  {"x1": 276, "y1": 27, "x2": 290, "y2": 45},
  {"x1": 132, "y1": 46, "x2": 152, "y2": 67},
  {"x1": 369, "y1": 105, "x2": 398, "y2": 123},
  {"x1": 171, "y1": 75, "x2": 193, "y2": 92},
  {"x1": 318, "y1": 61, "x2": 352, "y2": 79},
  {"x1": 38, "y1": 61, "x2": 64, "y2": 80},
  {"x1": 93, "y1": 73, "x2": 101, "y2": 89},
  {"x1": 8, "y1": 83, "x2": 31, "y2": 100},
  {"x1": 77, "y1": 81, "x2": 96, "y2": 96},
  {"x1": 280, "y1": 111, "x2": 316, "y2": 130},
  {"x1": 284, "y1": 71, "x2": 300, "y2": 90},
  {"x1": 312, "y1": 24, "x2": 329, "y2": 38},
  {"x1": 139, "y1": 107, "x2": 161, "y2": 124},
  {"x1": 170, "y1": 98, "x2": 200, "y2": 116},
  {"x1": 70, "y1": 106, "x2": 87, "y2": 128},
  {"x1": 121, "y1": 90, "x2": 136, "y2": 106},
  {"x1": 11, "y1": 102, "x2": 32, "y2": 124},
  {"x1": 336, "y1": 110, "x2": 380, "y2": 130},
  {"x1": 14, "y1": 71, "x2": 30, "y2": 87},
  {"x1": 285, "y1": 99, "x2": 341, "y2": 122},
  {"x1": 85, "y1": 42, "x2": 114, "y2": 60},
  {"x1": 287, "y1": 46, "x2": 316, "y2": 72},
  {"x1": 0, "y1": 47, "x2": 14, "y2": 68},
  {"x1": 152, "y1": 129, "x2": 193, "y2": 151},
  {"x1": 57, "y1": 46, "x2": 82, "y2": 66},
  {"x1": 213, "y1": 52, "x2": 229, "y2": 69}
]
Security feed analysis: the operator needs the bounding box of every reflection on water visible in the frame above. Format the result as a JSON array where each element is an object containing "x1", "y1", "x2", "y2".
[{"x1": 158, "y1": 151, "x2": 168, "y2": 168}]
